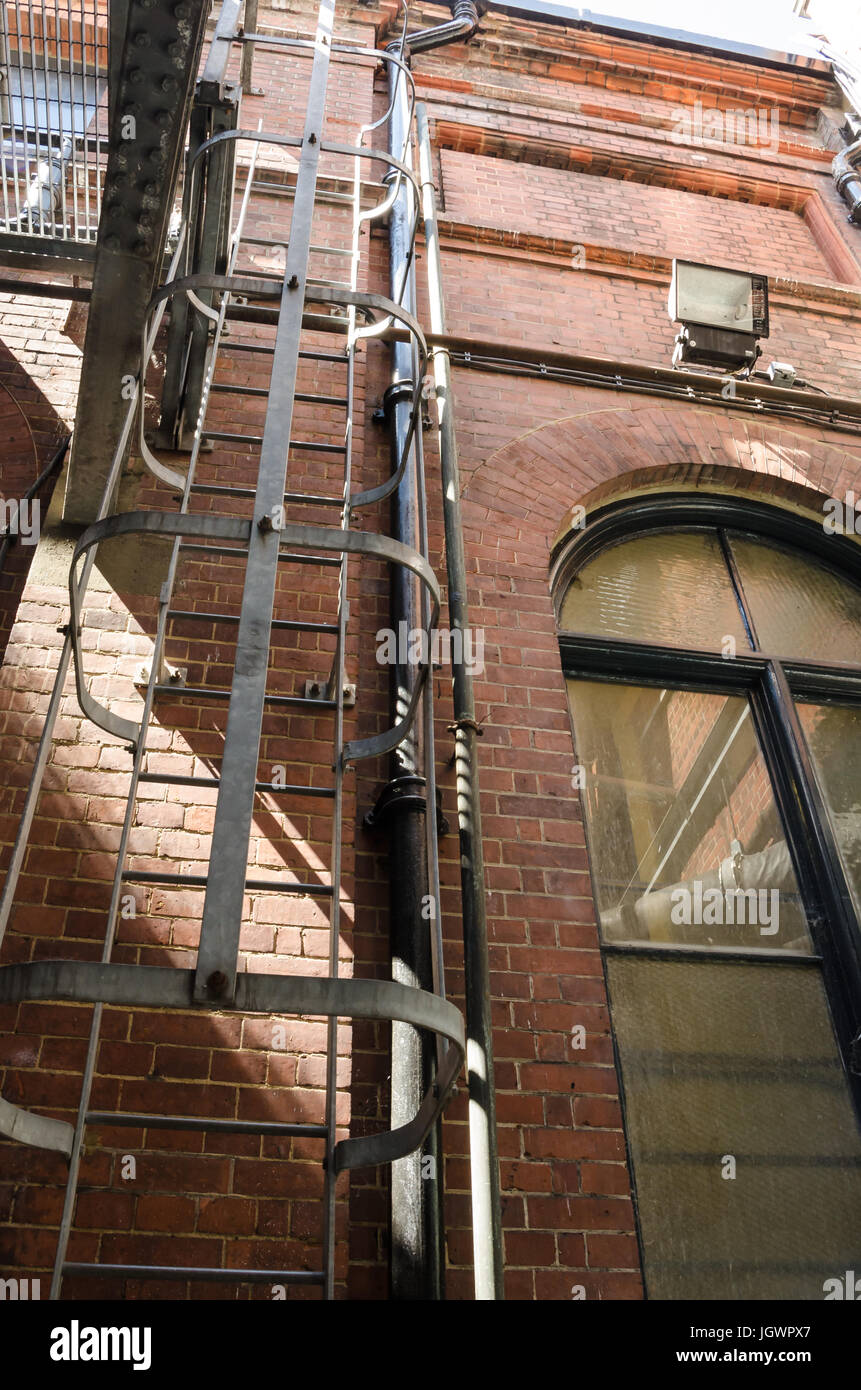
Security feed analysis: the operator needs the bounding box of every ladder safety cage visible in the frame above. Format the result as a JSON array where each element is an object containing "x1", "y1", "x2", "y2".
[{"x1": 0, "y1": 0, "x2": 463, "y2": 1302}]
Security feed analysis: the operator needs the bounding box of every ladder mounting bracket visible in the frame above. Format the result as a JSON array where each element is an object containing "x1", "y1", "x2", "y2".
[
  {"x1": 135, "y1": 658, "x2": 187, "y2": 690},
  {"x1": 305, "y1": 679, "x2": 356, "y2": 706}
]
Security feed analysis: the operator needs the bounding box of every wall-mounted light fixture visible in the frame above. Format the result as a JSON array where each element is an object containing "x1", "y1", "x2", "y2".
[{"x1": 668, "y1": 259, "x2": 769, "y2": 371}]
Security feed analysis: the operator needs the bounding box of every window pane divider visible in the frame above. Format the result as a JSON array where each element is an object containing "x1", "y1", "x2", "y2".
[{"x1": 601, "y1": 941, "x2": 822, "y2": 966}]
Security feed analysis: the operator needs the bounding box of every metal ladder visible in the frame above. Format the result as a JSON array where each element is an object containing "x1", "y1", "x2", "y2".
[{"x1": 0, "y1": 0, "x2": 462, "y2": 1300}]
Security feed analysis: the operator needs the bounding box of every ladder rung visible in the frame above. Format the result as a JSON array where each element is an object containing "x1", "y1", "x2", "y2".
[
  {"x1": 292, "y1": 440, "x2": 347, "y2": 454},
  {"x1": 220, "y1": 343, "x2": 347, "y2": 363},
  {"x1": 167, "y1": 608, "x2": 338, "y2": 635},
  {"x1": 177, "y1": 542, "x2": 342, "y2": 566},
  {"x1": 63, "y1": 1264, "x2": 324, "y2": 1286},
  {"x1": 152, "y1": 683, "x2": 337, "y2": 709},
  {"x1": 190, "y1": 483, "x2": 344, "y2": 506},
  {"x1": 209, "y1": 382, "x2": 270, "y2": 396},
  {"x1": 137, "y1": 772, "x2": 335, "y2": 798},
  {"x1": 200, "y1": 431, "x2": 262, "y2": 445},
  {"x1": 120, "y1": 870, "x2": 334, "y2": 896},
  {"x1": 310, "y1": 244, "x2": 353, "y2": 256},
  {"x1": 238, "y1": 235, "x2": 286, "y2": 247},
  {"x1": 86, "y1": 1111, "x2": 327, "y2": 1138},
  {"x1": 233, "y1": 270, "x2": 353, "y2": 290},
  {"x1": 209, "y1": 384, "x2": 349, "y2": 407},
  {"x1": 235, "y1": 268, "x2": 283, "y2": 283},
  {"x1": 296, "y1": 393, "x2": 349, "y2": 407},
  {"x1": 201, "y1": 432, "x2": 346, "y2": 455}
]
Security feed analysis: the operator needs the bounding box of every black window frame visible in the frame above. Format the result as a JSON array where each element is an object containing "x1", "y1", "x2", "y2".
[{"x1": 553, "y1": 492, "x2": 861, "y2": 1115}]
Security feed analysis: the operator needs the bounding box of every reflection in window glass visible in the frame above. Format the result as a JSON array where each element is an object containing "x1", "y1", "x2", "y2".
[
  {"x1": 567, "y1": 679, "x2": 810, "y2": 952},
  {"x1": 729, "y1": 533, "x2": 861, "y2": 664},
  {"x1": 559, "y1": 531, "x2": 750, "y2": 652},
  {"x1": 607, "y1": 956, "x2": 861, "y2": 1300},
  {"x1": 797, "y1": 701, "x2": 861, "y2": 918}
]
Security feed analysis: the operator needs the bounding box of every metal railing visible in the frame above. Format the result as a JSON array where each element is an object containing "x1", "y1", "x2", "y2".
[{"x1": 0, "y1": 0, "x2": 108, "y2": 242}]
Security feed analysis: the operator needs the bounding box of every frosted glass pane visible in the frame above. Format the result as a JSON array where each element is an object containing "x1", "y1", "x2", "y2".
[
  {"x1": 606, "y1": 956, "x2": 861, "y2": 1299},
  {"x1": 559, "y1": 531, "x2": 750, "y2": 651},
  {"x1": 567, "y1": 679, "x2": 811, "y2": 952},
  {"x1": 797, "y1": 701, "x2": 861, "y2": 918},
  {"x1": 729, "y1": 533, "x2": 861, "y2": 663}
]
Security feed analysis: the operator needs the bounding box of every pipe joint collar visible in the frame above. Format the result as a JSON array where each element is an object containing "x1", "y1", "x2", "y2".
[{"x1": 382, "y1": 379, "x2": 415, "y2": 417}]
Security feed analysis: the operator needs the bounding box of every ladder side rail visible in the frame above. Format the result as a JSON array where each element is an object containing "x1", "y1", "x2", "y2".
[
  {"x1": 193, "y1": 0, "x2": 336, "y2": 1006},
  {"x1": 48, "y1": 139, "x2": 268, "y2": 1297}
]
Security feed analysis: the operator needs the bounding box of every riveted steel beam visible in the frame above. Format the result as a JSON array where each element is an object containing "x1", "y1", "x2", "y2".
[{"x1": 62, "y1": 0, "x2": 212, "y2": 522}]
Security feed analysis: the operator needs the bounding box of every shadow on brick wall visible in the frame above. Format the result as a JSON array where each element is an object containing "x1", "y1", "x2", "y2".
[{"x1": 0, "y1": 344, "x2": 70, "y2": 666}]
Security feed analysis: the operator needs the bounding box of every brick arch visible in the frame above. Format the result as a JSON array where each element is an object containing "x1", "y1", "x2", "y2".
[{"x1": 460, "y1": 400, "x2": 861, "y2": 565}]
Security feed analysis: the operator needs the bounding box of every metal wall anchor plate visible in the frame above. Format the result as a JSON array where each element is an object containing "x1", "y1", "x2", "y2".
[
  {"x1": 305, "y1": 679, "x2": 356, "y2": 706},
  {"x1": 135, "y1": 659, "x2": 187, "y2": 689}
]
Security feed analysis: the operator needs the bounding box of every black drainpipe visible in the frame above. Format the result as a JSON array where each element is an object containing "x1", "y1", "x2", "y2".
[{"x1": 378, "y1": 0, "x2": 478, "y2": 1301}]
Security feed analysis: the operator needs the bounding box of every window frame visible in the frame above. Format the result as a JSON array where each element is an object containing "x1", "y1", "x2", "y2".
[{"x1": 554, "y1": 493, "x2": 861, "y2": 1109}]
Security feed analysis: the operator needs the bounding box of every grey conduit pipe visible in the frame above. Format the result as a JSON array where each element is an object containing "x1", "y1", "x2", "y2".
[
  {"x1": 383, "y1": 1, "x2": 485, "y2": 1300},
  {"x1": 417, "y1": 101, "x2": 504, "y2": 1301},
  {"x1": 384, "y1": 40, "x2": 437, "y2": 1301}
]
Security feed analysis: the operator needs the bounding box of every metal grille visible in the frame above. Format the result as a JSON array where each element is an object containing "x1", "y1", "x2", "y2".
[{"x1": 0, "y1": 0, "x2": 108, "y2": 240}]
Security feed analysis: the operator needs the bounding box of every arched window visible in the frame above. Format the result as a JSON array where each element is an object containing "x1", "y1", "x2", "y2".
[{"x1": 554, "y1": 495, "x2": 861, "y2": 1301}]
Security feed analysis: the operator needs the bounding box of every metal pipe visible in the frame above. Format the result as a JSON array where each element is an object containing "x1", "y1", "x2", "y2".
[
  {"x1": 403, "y1": 0, "x2": 478, "y2": 54},
  {"x1": 385, "y1": 36, "x2": 438, "y2": 1302},
  {"x1": 21, "y1": 135, "x2": 72, "y2": 232},
  {"x1": 0, "y1": 277, "x2": 89, "y2": 298},
  {"x1": 381, "y1": 1, "x2": 477, "y2": 1302},
  {"x1": 0, "y1": 435, "x2": 69, "y2": 572},
  {"x1": 832, "y1": 140, "x2": 861, "y2": 225},
  {"x1": 417, "y1": 102, "x2": 503, "y2": 1302}
]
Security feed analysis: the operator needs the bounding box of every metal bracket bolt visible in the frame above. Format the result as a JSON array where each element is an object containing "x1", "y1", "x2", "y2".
[
  {"x1": 135, "y1": 658, "x2": 187, "y2": 689},
  {"x1": 304, "y1": 679, "x2": 356, "y2": 707}
]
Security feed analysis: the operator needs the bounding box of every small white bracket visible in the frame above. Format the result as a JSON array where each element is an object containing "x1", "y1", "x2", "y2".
[
  {"x1": 135, "y1": 657, "x2": 187, "y2": 690},
  {"x1": 305, "y1": 679, "x2": 356, "y2": 707}
]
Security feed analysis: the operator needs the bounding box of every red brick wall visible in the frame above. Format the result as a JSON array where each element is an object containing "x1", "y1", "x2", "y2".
[{"x1": 440, "y1": 149, "x2": 836, "y2": 280}]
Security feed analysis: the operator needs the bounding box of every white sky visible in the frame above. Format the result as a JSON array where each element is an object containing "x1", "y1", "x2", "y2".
[{"x1": 499, "y1": 0, "x2": 861, "y2": 60}]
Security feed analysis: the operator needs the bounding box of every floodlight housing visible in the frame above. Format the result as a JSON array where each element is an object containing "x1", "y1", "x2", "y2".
[{"x1": 668, "y1": 260, "x2": 769, "y2": 371}]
